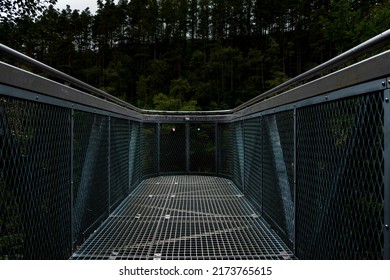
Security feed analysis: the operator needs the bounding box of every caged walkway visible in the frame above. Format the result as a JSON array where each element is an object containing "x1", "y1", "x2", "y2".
[
  {"x1": 1, "y1": 32, "x2": 390, "y2": 260},
  {"x1": 70, "y1": 176, "x2": 295, "y2": 260}
]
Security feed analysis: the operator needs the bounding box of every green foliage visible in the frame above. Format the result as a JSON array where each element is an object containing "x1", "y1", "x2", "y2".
[
  {"x1": 170, "y1": 78, "x2": 191, "y2": 100},
  {"x1": 153, "y1": 93, "x2": 181, "y2": 110},
  {"x1": 0, "y1": 0, "x2": 57, "y2": 23},
  {"x1": 153, "y1": 93, "x2": 199, "y2": 111},
  {"x1": 1, "y1": 0, "x2": 389, "y2": 110}
]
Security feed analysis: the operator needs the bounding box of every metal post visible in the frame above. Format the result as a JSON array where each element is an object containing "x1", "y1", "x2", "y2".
[
  {"x1": 70, "y1": 108, "x2": 74, "y2": 254},
  {"x1": 128, "y1": 120, "x2": 131, "y2": 194},
  {"x1": 186, "y1": 123, "x2": 190, "y2": 174},
  {"x1": 293, "y1": 107, "x2": 297, "y2": 253},
  {"x1": 384, "y1": 89, "x2": 390, "y2": 260},
  {"x1": 261, "y1": 115, "x2": 264, "y2": 217},
  {"x1": 215, "y1": 122, "x2": 218, "y2": 176},
  {"x1": 138, "y1": 123, "x2": 141, "y2": 184},
  {"x1": 108, "y1": 115, "x2": 111, "y2": 214},
  {"x1": 139, "y1": 123, "x2": 142, "y2": 182},
  {"x1": 241, "y1": 120, "x2": 245, "y2": 193},
  {"x1": 157, "y1": 123, "x2": 161, "y2": 175}
]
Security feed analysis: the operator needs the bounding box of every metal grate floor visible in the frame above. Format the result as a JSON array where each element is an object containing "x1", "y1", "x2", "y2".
[{"x1": 70, "y1": 176, "x2": 296, "y2": 260}]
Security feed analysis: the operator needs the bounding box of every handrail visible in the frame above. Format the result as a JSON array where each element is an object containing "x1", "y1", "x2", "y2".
[
  {"x1": 1, "y1": 29, "x2": 390, "y2": 116},
  {"x1": 0, "y1": 43, "x2": 141, "y2": 113},
  {"x1": 233, "y1": 29, "x2": 390, "y2": 112}
]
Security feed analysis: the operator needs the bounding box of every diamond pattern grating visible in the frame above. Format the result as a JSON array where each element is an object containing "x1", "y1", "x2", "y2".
[
  {"x1": 71, "y1": 176, "x2": 296, "y2": 260},
  {"x1": 0, "y1": 97, "x2": 71, "y2": 259},
  {"x1": 73, "y1": 112, "x2": 109, "y2": 248},
  {"x1": 190, "y1": 124, "x2": 216, "y2": 174},
  {"x1": 160, "y1": 124, "x2": 186, "y2": 173},
  {"x1": 296, "y1": 92, "x2": 384, "y2": 259}
]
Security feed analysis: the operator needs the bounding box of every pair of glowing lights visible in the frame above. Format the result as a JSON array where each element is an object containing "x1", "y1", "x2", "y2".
[{"x1": 171, "y1": 127, "x2": 201, "y2": 132}]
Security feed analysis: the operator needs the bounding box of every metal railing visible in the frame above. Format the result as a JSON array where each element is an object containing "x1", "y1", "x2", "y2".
[{"x1": 1, "y1": 31, "x2": 390, "y2": 259}]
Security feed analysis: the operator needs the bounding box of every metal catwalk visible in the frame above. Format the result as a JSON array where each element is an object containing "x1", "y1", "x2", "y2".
[{"x1": 70, "y1": 176, "x2": 296, "y2": 260}]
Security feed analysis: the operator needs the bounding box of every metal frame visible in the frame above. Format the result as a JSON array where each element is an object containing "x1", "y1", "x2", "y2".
[
  {"x1": 233, "y1": 78, "x2": 388, "y2": 122},
  {"x1": 0, "y1": 62, "x2": 143, "y2": 121},
  {"x1": 233, "y1": 29, "x2": 390, "y2": 112},
  {"x1": 0, "y1": 44, "x2": 140, "y2": 113},
  {"x1": 108, "y1": 115, "x2": 111, "y2": 214},
  {"x1": 70, "y1": 108, "x2": 75, "y2": 251},
  {"x1": 186, "y1": 123, "x2": 190, "y2": 173},
  {"x1": 293, "y1": 107, "x2": 297, "y2": 253},
  {"x1": 384, "y1": 88, "x2": 390, "y2": 260}
]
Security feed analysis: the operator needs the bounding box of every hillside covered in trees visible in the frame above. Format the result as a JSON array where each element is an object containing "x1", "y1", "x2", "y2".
[{"x1": 1, "y1": 0, "x2": 389, "y2": 110}]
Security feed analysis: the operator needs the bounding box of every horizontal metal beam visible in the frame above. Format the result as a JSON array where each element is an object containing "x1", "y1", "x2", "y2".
[
  {"x1": 233, "y1": 29, "x2": 390, "y2": 112},
  {"x1": 0, "y1": 62, "x2": 143, "y2": 120},
  {"x1": 141, "y1": 113, "x2": 233, "y2": 123},
  {"x1": 233, "y1": 50, "x2": 390, "y2": 120},
  {"x1": 0, "y1": 43, "x2": 140, "y2": 113}
]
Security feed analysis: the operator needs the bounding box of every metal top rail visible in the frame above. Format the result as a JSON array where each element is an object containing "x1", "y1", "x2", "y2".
[
  {"x1": 0, "y1": 43, "x2": 141, "y2": 113},
  {"x1": 1, "y1": 29, "x2": 390, "y2": 117},
  {"x1": 233, "y1": 29, "x2": 390, "y2": 112}
]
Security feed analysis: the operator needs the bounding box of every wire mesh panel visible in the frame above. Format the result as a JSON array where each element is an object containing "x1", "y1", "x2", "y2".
[
  {"x1": 129, "y1": 121, "x2": 140, "y2": 192},
  {"x1": 160, "y1": 123, "x2": 186, "y2": 173},
  {"x1": 232, "y1": 122, "x2": 244, "y2": 189},
  {"x1": 262, "y1": 111, "x2": 295, "y2": 248},
  {"x1": 109, "y1": 117, "x2": 130, "y2": 211},
  {"x1": 0, "y1": 95, "x2": 71, "y2": 259},
  {"x1": 141, "y1": 123, "x2": 158, "y2": 178},
  {"x1": 296, "y1": 92, "x2": 384, "y2": 259},
  {"x1": 73, "y1": 111, "x2": 109, "y2": 248},
  {"x1": 190, "y1": 123, "x2": 216, "y2": 174},
  {"x1": 217, "y1": 123, "x2": 233, "y2": 177},
  {"x1": 243, "y1": 118, "x2": 262, "y2": 213}
]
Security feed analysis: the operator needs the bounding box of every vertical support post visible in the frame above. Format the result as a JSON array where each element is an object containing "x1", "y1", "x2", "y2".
[
  {"x1": 108, "y1": 115, "x2": 111, "y2": 214},
  {"x1": 186, "y1": 123, "x2": 190, "y2": 174},
  {"x1": 70, "y1": 107, "x2": 74, "y2": 254},
  {"x1": 128, "y1": 119, "x2": 131, "y2": 194},
  {"x1": 293, "y1": 107, "x2": 297, "y2": 253},
  {"x1": 138, "y1": 123, "x2": 141, "y2": 184},
  {"x1": 157, "y1": 123, "x2": 160, "y2": 175},
  {"x1": 241, "y1": 120, "x2": 245, "y2": 193},
  {"x1": 139, "y1": 123, "x2": 142, "y2": 183},
  {"x1": 260, "y1": 115, "x2": 264, "y2": 217},
  {"x1": 215, "y1": 122, "x2": 218, "y2": 176},
  {"x1": 384, "y1": 89, "x2": 390, "y2": 260}
]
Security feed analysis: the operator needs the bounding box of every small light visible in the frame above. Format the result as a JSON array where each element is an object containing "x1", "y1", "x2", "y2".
[
  {"x1": 197, "y1": 127, "x2": 201, "y2": 131},
  {"x1": 171, "y1": 128, "x2": 176, "y2": 132}
]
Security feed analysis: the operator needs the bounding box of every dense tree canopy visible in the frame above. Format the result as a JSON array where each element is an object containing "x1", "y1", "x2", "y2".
[
  {"x1": 1, "y1": 0, "x2": 389, "y2": 110},
  {"x1": 0, "y1": 0, "x2": 57, "y2": 22}
]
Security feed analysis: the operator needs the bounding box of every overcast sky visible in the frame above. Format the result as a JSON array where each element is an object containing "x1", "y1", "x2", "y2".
[{"x1": 55, "y1": 0, "x2": 118, "y2": 14}]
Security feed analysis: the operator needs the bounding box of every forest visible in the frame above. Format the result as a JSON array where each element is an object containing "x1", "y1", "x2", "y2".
[{"x1": 1, "y1": 0, "x2": 389, "y2": 110}]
